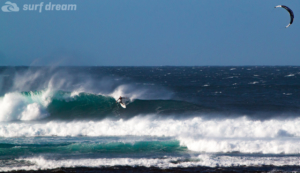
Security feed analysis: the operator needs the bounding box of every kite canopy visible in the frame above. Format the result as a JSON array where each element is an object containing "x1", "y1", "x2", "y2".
[{"x1": 275, "y1": 5, "x2": 294, "y2": 28}]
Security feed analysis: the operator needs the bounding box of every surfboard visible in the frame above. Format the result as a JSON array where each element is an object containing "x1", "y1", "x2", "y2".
[{"x1": 120, "y1": 102, "x2": 126, "y2": 108}]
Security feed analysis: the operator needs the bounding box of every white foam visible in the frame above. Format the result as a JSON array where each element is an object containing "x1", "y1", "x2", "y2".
[
  {"x1": 21, "y1": 103, "x2": 49, "y2": 121},
  {"x1": 179, "y1": 138, "x2": 300, "y2": 154},
  {"x1": 103, "y1": 84, "x2": 172, "y2": 102},
  {"x1": 249, "y1": 81, "x2": 259, "y2": 84},
  {"x1": 285, "y1": 74, "x2": 295, "y2": 77},
  {"x1": 1, "y1": 116, "x2": 300, "y2": 154},
  {"x1": 0, "y1": 90, "x2": 51, "y2": 122},
  {"x1": 196, "y1": 154, "x2": 300, "y2": 167},
  {"x1": 1, "y1": 155, "x2": 300, "y2": 172},
  {"x1": 70, "y1": 88, "x2": 85, "y2": 97}
]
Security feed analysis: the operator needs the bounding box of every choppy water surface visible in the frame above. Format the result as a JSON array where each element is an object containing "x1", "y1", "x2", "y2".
[{"x1": 1, "y1": 66, "x2": 300, "y2": 172}]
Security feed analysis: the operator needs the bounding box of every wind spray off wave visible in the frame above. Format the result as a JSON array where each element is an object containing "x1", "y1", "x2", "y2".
[
  {"x1": 0, "y1": 67, "x2": 174, "y2": 121},
  {"x1": 1, "y1": 67, "x2": 300, "y2": 172}
]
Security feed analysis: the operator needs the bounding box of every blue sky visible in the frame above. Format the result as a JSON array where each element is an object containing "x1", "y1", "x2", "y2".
[{"x1": 0, "y1": 0, "x2": 299, "y2": 66}]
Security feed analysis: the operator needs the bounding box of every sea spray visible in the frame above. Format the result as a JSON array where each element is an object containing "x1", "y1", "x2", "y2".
[
  {"x1": 1, "y1": 66, "x2": 300, "y2": 172},
  {"x1": 0, "y1": 90, "x2": 207, "y2": 121}
]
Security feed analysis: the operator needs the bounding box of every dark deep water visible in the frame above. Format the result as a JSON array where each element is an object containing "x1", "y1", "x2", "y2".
[{"x1": 0, "y1": 66, "x2": 300, "y2": 172}]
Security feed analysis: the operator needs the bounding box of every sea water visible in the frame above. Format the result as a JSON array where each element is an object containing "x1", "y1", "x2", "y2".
[{"x1": 0, "y1": 66, "x2": 300, "y2": 172}]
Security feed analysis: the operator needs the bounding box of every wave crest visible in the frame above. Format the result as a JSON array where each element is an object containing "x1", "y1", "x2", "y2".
[{"x1": 0, "y1": 90, "x2": 208, "y2": 121}]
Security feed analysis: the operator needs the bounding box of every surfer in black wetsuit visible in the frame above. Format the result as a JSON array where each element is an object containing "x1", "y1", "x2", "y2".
[
  {"x1": 116, "y1": 96, "x2": 124, "y2": 104},
  {"x1": 117, "y1": 96, "x2": 129, "y2": 104}
]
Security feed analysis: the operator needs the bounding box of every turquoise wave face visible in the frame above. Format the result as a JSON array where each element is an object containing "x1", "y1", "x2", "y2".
[
  {"x1": 0, "y1": 139, "x2": 186, "y2": 159},
  {"x1": 47, "y1": 92, "x2": 117, "y2": 120},
  {"x1": 13, "y1": 90, "x2": 212, "y2": 121}
]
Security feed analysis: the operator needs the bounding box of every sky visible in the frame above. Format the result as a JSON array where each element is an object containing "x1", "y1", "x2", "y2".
[{"x1": 0, "y1": 0, "x2": 299, "y2": 66}]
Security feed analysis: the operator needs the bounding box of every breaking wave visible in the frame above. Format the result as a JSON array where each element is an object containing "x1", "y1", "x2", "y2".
[
  {"x1": 0, "y1": 90, "x2": 210, "y2": 121},
  {"x1": 1, "y1": 67, "x2": 300, "y2": 171},
  {"x1": 1, "y1": 116, "x2": 300, "y2": 154}
]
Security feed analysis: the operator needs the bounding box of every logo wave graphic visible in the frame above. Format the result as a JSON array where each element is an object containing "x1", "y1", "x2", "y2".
[{"x1": 2, "y1": 1, "x2": 19, "y2": 12}]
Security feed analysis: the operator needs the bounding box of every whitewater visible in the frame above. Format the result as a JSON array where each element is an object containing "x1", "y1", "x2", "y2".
[
  {"x1": 1, "y1": 66, "x2": 300, "y2": 172},
  {"x1": 1, "y1": 117, "x2": 300, "y2": 153}
]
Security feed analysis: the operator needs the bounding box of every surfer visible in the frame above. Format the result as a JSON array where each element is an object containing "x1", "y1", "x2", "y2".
[
  {"x1": 116, "y1": 96, "x2": 127, "y2": 108},
  {"x1": 116, "y1": 96, "x2": 125, "y2": 104}
]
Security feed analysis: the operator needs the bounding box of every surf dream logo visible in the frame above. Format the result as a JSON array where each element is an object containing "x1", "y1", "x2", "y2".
[
  {"x1": 1, "y1": 1, "x2": 76, "y2": 13},
  {"x1": 1, "y1": 1, "x2": 19, "y2": 12},
  {"x1": 23, "y1": 2, "x2": 77, "y2": 13}
]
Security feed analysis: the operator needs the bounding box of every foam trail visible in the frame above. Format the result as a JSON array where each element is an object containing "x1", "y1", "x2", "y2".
[
  {"x1": 1, "y1": 155, "x2": 300, "y2": 172},
  {"x1": 1, "y1": 116, "x2": 300, "y2": 154},
  {"x1": 179, "y1": 137, "x2": 300, "y2": 154}
]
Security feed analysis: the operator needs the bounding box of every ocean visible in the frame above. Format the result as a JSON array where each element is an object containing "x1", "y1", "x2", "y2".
[{"x1": 0, "y1": 66, "x2": 300, "y2": 172}]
